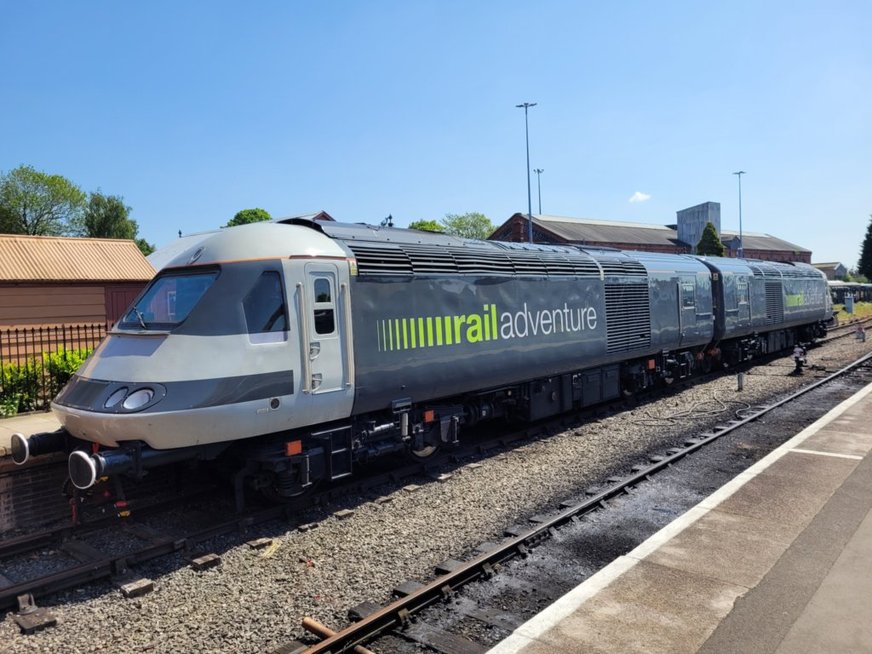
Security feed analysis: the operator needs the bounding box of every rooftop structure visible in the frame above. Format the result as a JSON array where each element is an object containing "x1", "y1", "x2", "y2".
[
  {"x1": 490, "y1": 203, "x2": 812, "y2": 263},
  {"x1": 0, "y1": 234, "x2": 155, "y2": 282}
]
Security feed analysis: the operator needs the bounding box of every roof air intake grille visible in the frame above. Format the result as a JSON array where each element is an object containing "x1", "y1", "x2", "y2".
[
  {"x1": 599, "y1": 260, "x2": 647, "y2": 278},
  {"x1": 347, "y1": 243, "x2": 602, "y2": 278},
  {"x1": 345, "y1": 244, "x2": 413, "y2": 275}
]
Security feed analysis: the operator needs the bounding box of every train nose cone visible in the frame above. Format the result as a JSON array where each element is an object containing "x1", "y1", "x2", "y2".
[
  {"x1": 69, "y1": 451, "x2": 99, "y2": 489},
  {"x1": 10, "y1": 433, "x2": 29, "y2": 465}
]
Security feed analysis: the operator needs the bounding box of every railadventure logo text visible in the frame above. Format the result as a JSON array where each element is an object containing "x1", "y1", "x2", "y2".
[{"x1": 376, "y1": 303, "x2": 598, "y2": 352}]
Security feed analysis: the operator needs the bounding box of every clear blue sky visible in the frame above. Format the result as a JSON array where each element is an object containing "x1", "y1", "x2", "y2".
[{"x1": 2, "y1": 1, "x2": 869, "y2": 266}]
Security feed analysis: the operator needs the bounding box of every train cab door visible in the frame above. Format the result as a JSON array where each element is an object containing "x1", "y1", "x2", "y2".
[
  {"x1": 678, "y1": 279, "x2": 696, "y2": 346},
  {"x1": 736, "y1": 276, "x2": 751, "y2": 328},
  {"x1": 303, "y1": 263, "x2": 349, "y2": 394}
]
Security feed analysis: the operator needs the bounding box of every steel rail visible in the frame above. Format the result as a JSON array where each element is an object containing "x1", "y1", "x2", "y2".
[
  {"x1": 288, "y1": 350, "x2": 872, "y2": 654},
  {"x1": 2, "y1": 341, "x2": 866, "y2": 617},
  {"x1": 0, "y1": 500, "x2": 294, "y2": 611}
]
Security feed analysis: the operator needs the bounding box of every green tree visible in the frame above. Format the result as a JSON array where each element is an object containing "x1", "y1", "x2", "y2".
[
  {"x1": 695, "y1": 221, "x2": 725, "y2": 256},
  {"x1": 0, "y1": 203, "x2": 16, "y2": 233},
  {"x1": 858, "y1": 215, "x2": 872, "y2": 280},
  {"x1": 408, "y1": 219, "x2": 444, "y2": 233},
  {"x1": 226, "y1": 207, "x2": 271, "y2": 227},
  {"x1": 76, "y1": 191, "x2": 155, "y2": 255},
  {"x1": 135, "y1": 237, "x2": 156, "y2": 256},
  {"x1": 79, "y1": 192, "x2": 137, "y2": 239},
  {"x1": 440, "y1": 212, "x2": 495, "y2": 240},
  {"x1": 0, "y1": 165, "x2": 86, "y2": 235}
]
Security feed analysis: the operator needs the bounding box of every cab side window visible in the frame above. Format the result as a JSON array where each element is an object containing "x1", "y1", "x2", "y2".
[
  {"x1": 681, "y1": 282, "x2": 695, "y2": 308},
  {"x1": 243, "y1": 271, "x2": 287, "y2": 333},
  {"x1": 737, "y1": 278, "x2": 749, "y2": 305},
  {"x1": 313, "y1": 277, "x2": 335, "y2": 335}
]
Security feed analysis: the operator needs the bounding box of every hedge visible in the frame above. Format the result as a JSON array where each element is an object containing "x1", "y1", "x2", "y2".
[{"x1": 0, "y1": 347, "x2": 91, "y2": 417}]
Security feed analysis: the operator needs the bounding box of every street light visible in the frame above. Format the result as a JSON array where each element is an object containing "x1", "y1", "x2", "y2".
[
  {"x1": 733, "y1": 170, "x2": 746, "y2": 258},
  {"x1": 534, "y1": 168, "x2": 544, "y2": 214},
  {"x1": 516, "y1": 102, "x2": 537, "y2": 243}
]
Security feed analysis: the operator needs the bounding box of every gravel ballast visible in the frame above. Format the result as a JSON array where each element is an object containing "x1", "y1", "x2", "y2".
[{"x1": 1, "y1": 336, "x2": 869, "y2": 653}]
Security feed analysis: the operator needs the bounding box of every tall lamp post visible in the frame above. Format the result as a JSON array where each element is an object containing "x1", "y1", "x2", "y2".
[
  {"x1": 534, "y1": 168, "x2": 544, "y2": 214},
  {"x1": 516, "y1": 102, "x2": 537, "y2": 243},
  {"x1": 733, "y1": 170, "x2": 746, "y2": 257}
]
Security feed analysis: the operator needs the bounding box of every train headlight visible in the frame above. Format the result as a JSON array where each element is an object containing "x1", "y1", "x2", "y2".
[
  {"x1": 104, "y1": 387, "x2": 129, "y2": 409},
  {"x1": 122, "y1": 388, "x2": 154, "y2": 410}
]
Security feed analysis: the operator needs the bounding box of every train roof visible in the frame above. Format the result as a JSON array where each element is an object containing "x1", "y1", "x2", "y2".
[
  {"x1": 148, "y1": 218, "x2": 829, "y2": 283},
  {"x1": 290, "y1": 219, "x2": 712, "y2": 279},
  {"x1": 151, "y1": 221, "x2": 347, "y2": 271},
  {"x1": 828, "y1": 280, "x2": 872, "y2": 286},
  {"x1": 623, "y1": 250, "x2": 711, "y2": 275},
  {"x1": 691, "y1": 255, "x2": 824, "y2": 279}
]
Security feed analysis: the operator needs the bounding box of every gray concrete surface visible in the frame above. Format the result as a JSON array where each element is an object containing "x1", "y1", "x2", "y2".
[
  {"x1": 488, "y1": 382, "x2": 872, "y2": 654},
  {"x1": 0, "y1": 411, "x2": 60, "y2": 457}
]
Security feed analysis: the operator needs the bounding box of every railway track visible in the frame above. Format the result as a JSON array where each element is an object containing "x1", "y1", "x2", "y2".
[
  {"x1": 822, "y1": 315, "x2": 871, "y2": 343},
  {"x1": 0, "y1": 438, "x2": 515, "y2": 622},
  {"x1": 0, "y1": 362, "x2": 731, "y2": 621},
  {"x1": 1, "y1": 336, "x2": 868, "y2": 636},
  {"x1": 279, "y1": 350, "x2": 872, "y2": 654}
]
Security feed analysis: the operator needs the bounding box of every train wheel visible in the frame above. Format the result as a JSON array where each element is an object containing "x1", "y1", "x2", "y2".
[
  {"x1": 407, "y1": 442, "x2": 439, "y2": 460},
  {"x1": 260, "y1": 470, "x2": 317, "y2": 503}
]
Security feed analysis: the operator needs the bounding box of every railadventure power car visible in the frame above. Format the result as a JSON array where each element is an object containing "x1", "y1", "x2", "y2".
[{"x1": 12, "y1": 219, "x2": 831, "y2": 503}]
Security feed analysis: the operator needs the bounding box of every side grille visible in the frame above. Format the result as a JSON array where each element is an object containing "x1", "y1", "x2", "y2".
[
  {"x1": 451, "y1": 249, "x2": 515, "y2": 275},
  {"x1": 507, "y1": 252, "x2": 549, "y2": 276},
  {"x1": 346, "y1": 244, "x2": 413, "y2": 275},
  {"x1": 402, "y1": 246, "x2": 460, "y2": 274},
  {"x1": 347, "y1": 242, "x2": 603, "y2": 278},
  {"x1": 538, "y1": 253, "x2": 602, "y2": 277},
  {"x1": 604, "y1": 283, "x2": 651, "y2": 353},
  {"x1": 599, "y1": 259, "x2": 647, "y2": 278},
  {"x1": 765, "y1": 281, "x2": 784, "y2": 324}
]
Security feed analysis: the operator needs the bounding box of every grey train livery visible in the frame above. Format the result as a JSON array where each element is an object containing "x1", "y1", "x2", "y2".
[{"x1": 11, "y1": 218, "x2": 832, "y2": 502}]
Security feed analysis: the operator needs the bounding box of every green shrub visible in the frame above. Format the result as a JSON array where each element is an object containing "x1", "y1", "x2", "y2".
[
  {"x1": 0, "y1": 360, "x2": 43, "y2": 413},
  {"x1": 0, "y1": 393, "x2": 20, "y2": 417},
  {"x1": 0, "y1": 347, "x2": 91, "y2": 414},
  {"x1": 43, "y1": 348, "x2": 90, "y2": 399}
]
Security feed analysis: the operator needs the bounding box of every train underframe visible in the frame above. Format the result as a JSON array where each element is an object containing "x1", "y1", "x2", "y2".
[{"x1": 240, "y1": 320, "x2": 829, "y2": 505}]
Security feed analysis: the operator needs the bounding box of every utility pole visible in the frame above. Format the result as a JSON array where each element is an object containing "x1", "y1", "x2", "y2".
[{"x1": 516, "y1": 102, "x2": 537, "y2": 243}]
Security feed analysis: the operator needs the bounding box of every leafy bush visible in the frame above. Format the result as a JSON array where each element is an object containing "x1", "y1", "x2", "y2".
[
  {"x1": 0, "y1": 347, "x2": 91, "y2": 415},
  {"x1": 0, "y1": 361, "x2": 42, "y2": 414},
  {"x1": 42, "y1": 348, "x2": 90, "y2": 399},
  {"x1": 0, "y1": 393, "x2": 20, "y2": 417}
]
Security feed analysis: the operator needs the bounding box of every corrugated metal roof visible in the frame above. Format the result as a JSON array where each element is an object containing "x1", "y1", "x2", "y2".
[
  {"x1": 719, "y1": 230, "x2": 810, "y2": 253},
  {"x1": 0, "y1": 235, "x2": 156, "y2": 282},
  {"x1": 516, "y1": 215, "x2": 811, "y2": 253},
  {"x1": 531, "y1": 215, "x2": 683, "y2": 247}
]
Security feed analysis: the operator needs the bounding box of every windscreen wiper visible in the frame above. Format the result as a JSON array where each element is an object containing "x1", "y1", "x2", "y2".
[{"x1": 131, "y1": 307, "x2": 148, "y2": 329}]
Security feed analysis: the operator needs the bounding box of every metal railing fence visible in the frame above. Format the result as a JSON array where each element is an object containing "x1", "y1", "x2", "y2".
[{"x1": 0, "y1": 323, "x2": 108, "y2": 413}]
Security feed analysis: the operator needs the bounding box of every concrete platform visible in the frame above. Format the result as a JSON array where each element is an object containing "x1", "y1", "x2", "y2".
[
  {"x1": 488, "y1": 382, "x2": 872, "y2": 654},
  {"x1": 0, "y1": 411, "x2": 60, "y2": 458}
]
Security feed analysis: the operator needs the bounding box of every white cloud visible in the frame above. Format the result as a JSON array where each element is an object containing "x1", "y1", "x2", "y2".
[{"x1": 629, "y1": 191, "x2": 651, "y2": 203}]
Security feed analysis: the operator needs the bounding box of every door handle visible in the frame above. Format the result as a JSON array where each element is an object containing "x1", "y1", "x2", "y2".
[
  {"x1": 311, "y1": 373, "x2": 323, "y2": 390},
  {"x1": 309, "y1": 342, "x2": 321, "y2": 359}
]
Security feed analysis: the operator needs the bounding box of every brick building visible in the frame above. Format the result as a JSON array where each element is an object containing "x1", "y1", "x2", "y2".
[
  {"x1": 0, "y1": 235, "x2": 155, "y2": 327},
  {"x1": 490, "y1": 202, "x2": 812, "y2": 263},
  {"x1": 812, "y1": 262, "x2": 848, "y2": 281}
]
